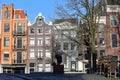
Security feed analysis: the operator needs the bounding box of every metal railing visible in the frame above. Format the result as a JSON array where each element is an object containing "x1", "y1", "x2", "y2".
[
  {"x1": 13, "y1": 59, "x2": 26, "y2": 64},
  {"x1": 13, "y1": 45, "x2": 26, "y2": 51}
]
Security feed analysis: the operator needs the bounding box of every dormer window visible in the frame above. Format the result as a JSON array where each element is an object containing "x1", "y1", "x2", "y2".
[
  {"x1": 15, "y1": 14, "x2": 20, "y2": 19},
  {"x1": 4, "y1": 10, "x2": 10, "y2": 19},
  {"x1": 38, "y1": 17, "x2": 42, "y2": 26}
]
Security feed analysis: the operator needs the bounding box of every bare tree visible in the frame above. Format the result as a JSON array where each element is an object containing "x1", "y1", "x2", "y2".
[{"x1": 55, "y1": 0, "x2": 102, "y2": 73}]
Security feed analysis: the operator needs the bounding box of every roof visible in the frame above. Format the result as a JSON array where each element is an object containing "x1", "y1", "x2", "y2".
[
  {"x1": 96, "y1": 0, "x2": 120, "y2": 16},
  {"x1": 14, "y1": 10, "x2": 26, "y2": 18},
  {"x1": 106, "y1": 0, "x2": 120, "y2": 5},
  {"x1": 54, "y1": 18, "x2": 78, "y2": 25}
]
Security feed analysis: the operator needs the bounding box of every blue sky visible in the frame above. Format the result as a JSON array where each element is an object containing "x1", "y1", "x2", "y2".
[{"x1": 0, "y1": 0, "x2": 64, "y2": 23}]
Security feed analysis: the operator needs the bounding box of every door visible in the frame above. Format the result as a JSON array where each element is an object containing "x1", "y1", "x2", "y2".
[{"x1": 71, "y1": 61, "x2": 76, "y2": 71}]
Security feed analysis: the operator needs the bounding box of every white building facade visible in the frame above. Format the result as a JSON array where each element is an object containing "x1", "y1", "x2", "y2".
[{"x1": 53, "y1": 18, "x2": 85, "y2": 72}]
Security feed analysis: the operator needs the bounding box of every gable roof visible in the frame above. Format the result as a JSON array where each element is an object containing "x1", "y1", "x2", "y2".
[
  {"x1": 14, "y1": 10, "x2": 26, "y2": 18},
  {"x1": 106, "y1": 0, "x2": 120, "y2": 5},
  {"x1": 54, "y1": 18, "x2": 78, "y2": 25}
]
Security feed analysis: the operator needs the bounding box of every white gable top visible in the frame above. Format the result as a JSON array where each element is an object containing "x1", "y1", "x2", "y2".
[
  {"x1": 54, "y1": 21, "x2": 77, "y2": 30},
  {"x1": 49, "y1": 21, "x2": 52, "y2": 25},
  {"x1": 28, "y1": 21, "x2": 32, "y2": 26},
  {"x1": 38, "y1": 13, "x2": 42, "y2": 16}
]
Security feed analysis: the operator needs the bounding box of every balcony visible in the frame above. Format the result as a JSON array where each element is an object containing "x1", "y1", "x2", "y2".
[
  {"x1": 13, "y1": 31, "x2": 26, "y2": 36},
  {"x1": 13, "y1": 59, "x2": 26, "y2": 64},
  {"x1": 13, "y1": 45, "x2": 26, "y2": 51}
]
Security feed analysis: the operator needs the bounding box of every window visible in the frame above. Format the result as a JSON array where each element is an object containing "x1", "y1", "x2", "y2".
[
  {"x1": 55, "y1": 42, "x2": 61, "y2": 50},
  {"x1": 29, "y1": 28, "x2": 34, "y2": 34},
  {"x1": 4, "y1": 23, "x2": 10, "y2": 32},
  {"x1": 45, "y1": 28, "x2": 51, "y2": 33},
  {"x1": 38, "y1": 49, "x2": 43, "y2": 58},
  {"x1": 45, "y1": 64, "x2": 51, "y2": 67},
  {"x1": 100, "y1": 50, "x2": 105, "y2": 57},
  {"x1": 45, "y1": 64, "x2": 51, "y2": 72},
  {"x1": 30, "y1": 68, "x2": 34, "y2": 73},
  {"x1": 71, "y1": 43, "x2": 76, "y2": 50},
  {"x1": 99, "y1": 38, "x2": 105, "y2": 46},
  {"x1": 38, "y1": 18, "x2": 42, "y2": 26},
  {"x1": 55, "y1": 34, "x2": 59, "y2": 39},
  {"x1": 63, "y1": 42, "x2": 69, "y2": 50},
  {"x1": 30, "y1": 63, "x2": 35, "y2": 67},
  {"x1": 4, "y1": 37, "x2": 9, "y2": 47},
  {"x1": 17, "y1": 37, "x2": 22, "y2": 48},
  {"x1": 98, "y1": 25, "x2": 104, "y2": 33},
  {"x1": 45, "y1": 38, "x2": 50, "y2": 45},
  {"x1": 4, "y1": 51, "x2": 9, "y2": 61},
  {"x1": 71, "y1": 31, "x2": 76, "y2": 37},
  {"x1": 38, "y1": 68, "x2": 43, "y2": 72},
  {"x1": 14, "y1": 14, "x2": 20, "y2": 19},
  {"x1": 38, "y1": 63, "x2": 43, "y2": 72},
  {"x1": 111, "y1": 34, "x2": 118, "y2": 48},
  {"x1": 17, "y1": 52, "x2": 22, "y2": 63},
  {"x1": 37, "y1": 28, "x2": 43, "y2": 34},
  {"x1": 29, "y1": 38, "x2": 35, "y2": 46},
  {"x1": 110, "y1": 15, "x2": 118, "y2": 26},
  {"x1": 45, "y1": 50, "x2": 51, "y2": 58},
  {"x1": 37, "y1": 38, "x2": 42, "y2": 45},
  {"x1": 38, "y1": 63, "x2": 43, "y2": 67},
  {"x1": 17, "y1": 23, "x2": 22, "y2": 33},
  {"x1": 29, "y1": 49, "x2": 35, "y2": 58},
  {"x1": 45, "y1": 63, "x2": 51, "y2": 72},
  {"x1": 63, "y1": 31, "x2": 69, "y2": 38},
  {"x1": 4, "y1": 10, "x2": 10, "y2": 19}
]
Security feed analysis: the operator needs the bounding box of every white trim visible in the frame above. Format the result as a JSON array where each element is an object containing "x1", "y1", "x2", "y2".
[
  {"x1": 107, "y1": 5, "x2": 120, "y2": 12},
  {"x1": 30, "y1": 12, "x2": 50, "y2": 26},
  {"x1": 110, "y1": 14, "x2": 118, "y2": 27}
]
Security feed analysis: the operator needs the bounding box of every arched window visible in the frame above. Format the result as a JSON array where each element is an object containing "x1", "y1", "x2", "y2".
[{"x1": 4, "y1": 10, "x2": 10, "y2": 19}]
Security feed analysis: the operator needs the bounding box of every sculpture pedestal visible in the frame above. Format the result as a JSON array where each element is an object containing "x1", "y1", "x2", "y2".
[{"x1": 53, "y1": 65, "x2": 64, "y2": 74}]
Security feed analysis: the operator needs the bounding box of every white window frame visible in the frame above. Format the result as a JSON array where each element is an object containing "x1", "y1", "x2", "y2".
[
  {"x1": 45, "y1": 50, "x2": 51, "y2": 58},
  {"x1": 111, "y1": 33, "x2": 118, "y2": 48},
  {"x1": 99, "y1": 37, "x2": 105, "y2": 46},
  {"x1": 14, "y1": 14, "x2": 20, "y2": 19},
  {"x1": 4, "y1": 37, "x2": 10, "y2": 47},
  {"x1": 29, "y1": 38, "x2": 35, "y2": 46},
  {"x1": 29, "y1": 49, "x2": 35, "y2": 58},
  {"x1": 38, "y1": 49, "x2": 43, "y2": 58},
  {"x1": 110, "y1": 14, "x2": 118, "y2": 27},
  {"x1": 4, "y1": 51, "x2": 9, "y2": 61},
  {"x1": 45, "y1": 27, "x2": 51, "y2": 34},
  {"x1": 99, "y1": 50, "x2": 105, "y2": 57},
  {"x1": 37, "y1": 38, "x2": 43, "y2": 46},
  {"x1": 63, "y1": 42, "x2": 69, "y2": 50},
  {"x1": 45, "y1": 37, "x2": 51, "y2": 45}
]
